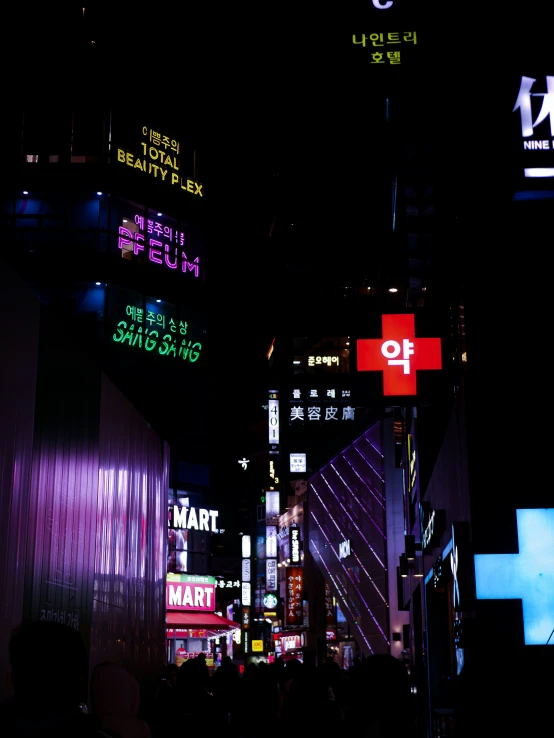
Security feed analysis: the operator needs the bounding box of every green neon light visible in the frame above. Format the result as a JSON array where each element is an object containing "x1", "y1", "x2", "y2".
[{"x1": 112, "y1": 305, "x2": 202, "y2": 363}]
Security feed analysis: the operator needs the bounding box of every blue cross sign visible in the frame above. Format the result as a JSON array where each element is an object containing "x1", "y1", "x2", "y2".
[{"x1": 474, "y1": 508, "x2": 554, "y2": 646}]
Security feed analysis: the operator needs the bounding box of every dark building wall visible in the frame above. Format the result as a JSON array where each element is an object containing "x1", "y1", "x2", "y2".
[
  {"x1": 0, "y1": 266, "x2": 168, "y2": 699},
  {"x1": 0, "y1": 261, "x2": 40, "y2": 701}
]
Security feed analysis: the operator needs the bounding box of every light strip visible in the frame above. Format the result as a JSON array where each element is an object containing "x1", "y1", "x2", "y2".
[
  {"x1": 310, "y1": 538, "x2": 375, "y2": 654},
  {"x1": 329, "y1": 462, "x2": 386, "y2": 537},
  {"x1": 318, "y1": 473, "x2": 385, "y2": 567},
  {"x1": 311, "y1": 510, "x2": 389, "y2": 642},
  {"x1": 524, "y1": 168, "x2": 554, "y2": 177}
]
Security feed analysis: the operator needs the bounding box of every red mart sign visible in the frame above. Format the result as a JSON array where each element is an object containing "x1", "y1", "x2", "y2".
[{"x1": 166, "y1": 581, "x2": 215, "y2": 611}]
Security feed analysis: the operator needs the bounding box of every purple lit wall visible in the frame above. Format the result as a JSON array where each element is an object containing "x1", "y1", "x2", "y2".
[
  {"x1": 308, "y1": 420, "x2": 389, "y2": 655},
  {"x1": 1, "y1": 274, "x2": 168, "y2": 698},
  {"x1": 0, "y1": 263, "x2": 40, "y2": 702},
  {"x1": 90, "y1": 375, "x2": 168, "y2": 679}
]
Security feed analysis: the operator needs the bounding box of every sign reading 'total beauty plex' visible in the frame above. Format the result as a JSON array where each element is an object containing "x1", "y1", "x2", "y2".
[{"x1": 357, "y1": 314, "x2": 441, "y2": 396}]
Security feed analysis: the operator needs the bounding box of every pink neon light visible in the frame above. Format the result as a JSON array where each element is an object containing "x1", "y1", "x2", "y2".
[
  {"x1": 149, "y1": 239, "x2": 163, "y2": 264},
  {"x1": 164, "y1": 244, "x2": 178, "y2": 269},
  {"x1": 118, "y1": 218, "x2": 201, "y2": 277}
]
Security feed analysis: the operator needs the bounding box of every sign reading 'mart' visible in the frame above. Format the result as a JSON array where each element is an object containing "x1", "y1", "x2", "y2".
[
  {"x1": 166, "y1": 573, "x2": 215, "y2": 612},
  {"x1": 117, "y1": 126, "x2": 203, "y2": 196},
  {"x1": 169, "y1": 505, "x2": 219, "y2": 532}
]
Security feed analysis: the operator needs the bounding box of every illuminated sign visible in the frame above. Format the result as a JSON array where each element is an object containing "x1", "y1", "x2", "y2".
[
  {"x1": 119, "y1": 213, "x2": 200, "y2": 277},
  {"x1": 264, "y1": 593, "x2": 278, "y2": 609},
  {"x1": 241, "y1": 582, "x2": 251, "y2": 607},
  {"x1": 238, "y1": 457, "x2": 250, "y2": 470},
  {"x1": 268, "y1": 391, "x2": 279, "y2": 445},
  {"x1": 513, "y1": 76, "x2": 554, "y2": 178},
  {"x1": 290, "y1": 525, "x2": 301, "y2": 564},
  {"x1": 325, "y1": 582, "x2": 335, "y2": 626},
  {"x1": 242, "y1": 536, "x2": 251, "y2": 558},
  {"x1": 408, "y1": 433, "x2": 417, "y2": 498},
  {"x1": 166, "y1": 578, "x2": 215, "y2": 612},
  {"x1": 216, "y1": 579, "x2": 240, "y2": 589},
  {"x1": 307, "y1": 355, "x2": 340, "y2": 367},
  {"x1": 372, "y1": 0, "x2": 393, "y2": 7},
  {"x1": 266, "y1": 526, "x2": 277, "y2": 558},
  {"x1": 421, "y1": 504, "x2": 446, "y2": 553},
  {"x1": 242, "y1": 606, "x2": 250, "y2": 630},
  {"x1": 338, "y1": 539, "x2": 351, "y2": 559},
  {"x1": 285, "y1": 567, "x2": 304, "y2": 627},
  {"x1": 169, "y1": 505, "x2": 219, "y2": 532},
  {"x1": 241, "y1": 559, "x2": 251, "y2": 583},
  {"x1": 116, "y1": 126, "x2": 203, "y2": 197},
  {"x1": 266, "y1": 559, "x2": 277, "y2": 592},
  {"x1": 352, "y1": 30, "x2": 417, "y2": 66},
  {"x1": 289, "y1": 387, "x2": 356, "y2": 424},
  {"x1": 252, "y1": 640, "x2": 264, "y2": 652},
  {"x1": 474, "y1": 508, "x2": 554, "y2": 646},
  {"x1": 357, "y1": 314, "x2": 442, "y2": 396},
  {"x1": 266, "y1": 491, "x2": 280, "y2": 518},
  {"x1": 290, "y1": 453, "x2": 307, "y2": 473},
  {"x1": 113, "y1": 305, "x2": 202, "y2": 363}
]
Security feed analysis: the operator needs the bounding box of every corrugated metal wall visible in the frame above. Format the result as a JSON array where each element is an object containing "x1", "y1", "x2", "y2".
[
  {"x1": 1, "y1": 267, "x2": 168, "y2": 699},
  {"x1": 0, "y1": 262, "x2": 40, "y2": 702}
]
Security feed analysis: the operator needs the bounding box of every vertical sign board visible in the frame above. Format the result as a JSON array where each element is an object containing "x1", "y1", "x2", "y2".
[
  {"x1": 268, "y1": 390, "x2": 279, "y2": 448},
  {"x1": 290, "y1": 524, "x2": 301, "y2": 564},
  {"x1": 266, "y1": 558, "x2": 277, "y2": 592},
  {"x1": 266, "y1": 526, "x2": 277, "y2": 558},
  {"x1": 265, "y1": 490, "x2": 280, "y2": 518},
  {"x1": 285, "y1": 567, "x2": 304, "y2": 627}
]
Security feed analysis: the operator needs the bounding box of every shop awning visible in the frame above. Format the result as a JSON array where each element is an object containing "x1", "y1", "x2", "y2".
[{"x1": 166, "y1": 611, "x2": 240, "y2": 636}]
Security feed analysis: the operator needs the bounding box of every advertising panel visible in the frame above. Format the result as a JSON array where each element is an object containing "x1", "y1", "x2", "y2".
[{"x1": 285, "y1": 567, "x2": 304, "y2": 628}]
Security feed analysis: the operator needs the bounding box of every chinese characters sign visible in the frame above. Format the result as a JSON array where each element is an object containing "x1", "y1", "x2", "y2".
[
  {"x1": 289, "y1": 388, "x2": 356, "y2": 424},
  {"x1": 290, "y1": 453, "x2": 306, "y2": 473},
  {"x1": 116, "y1": 126, "x2": 203, "y2": 197},
  {"x1": 112, "y1": 304, "x2": 202, "y2": 364},
  {"x1": 357, "y1": 314, "x2": 441, "y2": 396},
  {"x1": 285, "y1": 567, "x2": 304, "y2": 627}
]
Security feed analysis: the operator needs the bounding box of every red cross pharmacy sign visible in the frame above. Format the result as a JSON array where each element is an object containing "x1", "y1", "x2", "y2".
[{"x1": 357, "y1": 314, "x2": 442, "y2": 396}]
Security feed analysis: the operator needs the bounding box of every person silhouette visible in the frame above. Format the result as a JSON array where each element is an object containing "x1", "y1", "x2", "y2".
[{"x1": 0, "y1": 620, "x2": 113, "y2": 738}]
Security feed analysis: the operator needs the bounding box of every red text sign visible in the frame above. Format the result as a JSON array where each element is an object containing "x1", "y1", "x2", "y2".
[{"x1": 357, "y1": 314, "x2": 441, "y2": 396}]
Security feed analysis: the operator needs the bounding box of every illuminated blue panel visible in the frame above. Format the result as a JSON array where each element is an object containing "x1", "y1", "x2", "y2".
[{"x1": 474, "y1": 509, "x2": 554, "y2": 646}]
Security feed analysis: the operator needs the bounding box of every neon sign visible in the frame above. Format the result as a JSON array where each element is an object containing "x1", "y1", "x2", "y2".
[
  {"x1": 357, "y1": 314, "x2": 442, "y2": 396},
  {"x1": 474, "y1": 508, "x2": 554, "y2": 646},
  {"x1": 112, "y1": 305, "x2": 202, "y2": 363},
  {"x1": 116, "y1": 126, "x2": 203, "y2": 196},
  {"x1": 119, "y1": 213, "x2": 200, "y2": 277}
]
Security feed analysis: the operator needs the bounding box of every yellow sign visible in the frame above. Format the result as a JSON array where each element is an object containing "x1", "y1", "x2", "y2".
[
  {"x1": 116, "y1": 126, "x2": 203, "y2": 197},
  {"x1": 251, "y1": 639, "x2": 264, "y2": 652}
]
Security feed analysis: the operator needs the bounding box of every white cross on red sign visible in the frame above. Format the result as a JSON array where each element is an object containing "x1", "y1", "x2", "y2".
[{"x1": 357, "y1": 314, "x2": 442, "y2": 396}]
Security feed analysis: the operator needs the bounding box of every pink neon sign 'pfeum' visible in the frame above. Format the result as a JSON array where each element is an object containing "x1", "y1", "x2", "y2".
[{"x1": 118, "y1": 214, "x2": 199, "y2": 277}]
